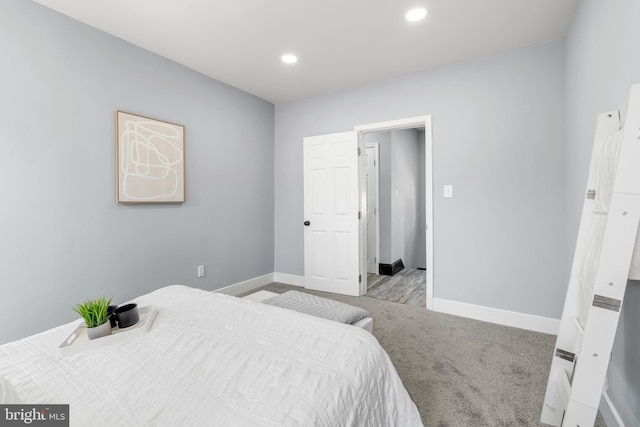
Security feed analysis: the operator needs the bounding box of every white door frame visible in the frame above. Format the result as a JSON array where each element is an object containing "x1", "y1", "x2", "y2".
[
  {"x1": 355, "y1": 115, "x2": 433, "y2": 309},
  {"x1": 365, "y1": 143, "x2": 380, "y2": 275}
]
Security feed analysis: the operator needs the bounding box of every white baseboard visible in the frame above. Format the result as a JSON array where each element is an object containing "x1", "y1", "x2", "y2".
[
  {"x1": 600, "y1": 391, "x2": 626, "y2": 427},
  {"x1": 214, "y1": 273, "x2": 274, "y2": 296},
  {"x1": 214, "y1": 273, "x2": 304, "y2": 296},
  {"x1": 273, "y1": 273, "x2": 305, "y2": 287},
  {"x1": 432, "y1": 298, "x2": 560, "y2": 335}
]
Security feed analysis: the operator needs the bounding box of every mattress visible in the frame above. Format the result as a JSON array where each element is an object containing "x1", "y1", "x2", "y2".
[{"x1": 0, "y1": 285, "x2": 422, "y2": 427}]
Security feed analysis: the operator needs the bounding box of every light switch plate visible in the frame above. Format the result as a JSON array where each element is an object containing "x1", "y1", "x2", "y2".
[{"x1": 444, "y1": 185, "x2": 453, "y2": 198}]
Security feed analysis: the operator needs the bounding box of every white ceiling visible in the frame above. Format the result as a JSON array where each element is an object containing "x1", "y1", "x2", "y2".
[{"x1": 32, "y1": 0, "x2": 578, "y2": 103}]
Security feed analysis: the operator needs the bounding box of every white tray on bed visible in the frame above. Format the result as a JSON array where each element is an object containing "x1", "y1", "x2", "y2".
[{"x1": 58, "y1": 305, "x2": 158, "y2": 357}]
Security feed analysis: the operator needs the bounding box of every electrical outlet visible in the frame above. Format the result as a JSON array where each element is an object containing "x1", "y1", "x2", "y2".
[{"x1": 197, "y1": 265, "x2": 205, "y2": 278}]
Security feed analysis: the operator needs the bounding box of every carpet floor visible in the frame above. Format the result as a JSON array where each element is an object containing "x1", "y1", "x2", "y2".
[{"x1": 240, "y1": 283, "x2": 606, "y2": 427}]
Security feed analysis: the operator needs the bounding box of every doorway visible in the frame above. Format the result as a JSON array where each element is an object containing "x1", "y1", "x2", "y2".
[
  {"x1": 362, "y1": 129, "x2": 426, "y2": 306},
  {"x1": 301, "y1": 115, "x2": 432, "y2": 308},
  {"x1": 356, "y1": 116, "x2": 433, "y2": 309}
]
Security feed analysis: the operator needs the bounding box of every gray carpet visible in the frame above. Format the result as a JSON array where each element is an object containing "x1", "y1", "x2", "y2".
[{"x1": 240, "y1": 283, "x2": 606, "y2": 427}]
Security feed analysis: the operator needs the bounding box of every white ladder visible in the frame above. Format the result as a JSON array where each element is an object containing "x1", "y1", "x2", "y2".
[{"x1": 541, "y1": 83, "x2": 640, "y2": 426}]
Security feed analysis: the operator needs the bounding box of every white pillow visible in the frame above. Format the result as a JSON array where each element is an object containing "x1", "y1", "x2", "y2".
[{"x1": 0, "y1": 377, "x2": 21, "y2": 404}]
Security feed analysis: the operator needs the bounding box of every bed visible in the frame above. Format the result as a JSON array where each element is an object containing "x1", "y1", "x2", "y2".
[{"x1": 0, "y1": 285, "x2": 422, "y2": 426}]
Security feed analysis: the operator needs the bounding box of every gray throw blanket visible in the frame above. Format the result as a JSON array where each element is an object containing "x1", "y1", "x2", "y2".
[{"x1": 264, "y1": 291, "x2": 368, "y2": 324}]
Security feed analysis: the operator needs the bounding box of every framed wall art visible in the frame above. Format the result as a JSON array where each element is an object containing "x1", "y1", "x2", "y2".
[{"x1": 116, "y1": 111, "x2": 185, "y2": 203}]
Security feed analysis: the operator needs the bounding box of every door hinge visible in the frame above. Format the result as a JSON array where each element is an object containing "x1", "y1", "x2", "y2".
[
  {"x1": 374, "y1": 208, "x2": 377, "y2": 215},
  {"x1": 358, "y1": 147, "x2": 361, "y2": 156},
  {"x1": 374, "y1": 257, "x2": 377, "y2": 263},
  {"x1": 358, "y1": 211, "x2": 361, "y2": 219},
  {"x1": 359, "y1": 274, "x2": 362, "y2": 283},
  {"x1": 374, "y1": 160, "x2": 376, "y2": 167}
]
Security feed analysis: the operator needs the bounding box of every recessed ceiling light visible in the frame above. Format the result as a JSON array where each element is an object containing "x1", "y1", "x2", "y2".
[
  {"x1": 406, "y1": 8, "x2": 428, "y2": 22},
  {"x1": 281, "y1": 54, "x2": 298, "y2": 64}
]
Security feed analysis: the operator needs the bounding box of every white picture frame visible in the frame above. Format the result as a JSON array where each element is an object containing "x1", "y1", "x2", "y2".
[{"x1": 116, "y1": 111, "x2": 185, "y2": 203}]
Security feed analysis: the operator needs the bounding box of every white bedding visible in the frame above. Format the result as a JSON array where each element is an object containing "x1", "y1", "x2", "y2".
[{"x1": 0, "y1": 285, "x2": 422, "y2": 427}]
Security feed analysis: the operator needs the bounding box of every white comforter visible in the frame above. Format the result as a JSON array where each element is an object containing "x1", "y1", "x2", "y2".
[{"x1": 0, "y1": 285, "x2": 422, "y2": 427}]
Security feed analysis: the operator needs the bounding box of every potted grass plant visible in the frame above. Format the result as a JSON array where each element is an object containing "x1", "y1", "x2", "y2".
[{"x1": 74, "y1": 297, "x2": 113, "y2": 340}]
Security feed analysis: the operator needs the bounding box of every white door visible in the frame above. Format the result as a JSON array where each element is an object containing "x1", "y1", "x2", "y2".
[
  {"x1": 303, "y1": 131, "x2": 361, "y2": 296},
  {"x1": 365, "y1": 145, "x2": 379, "y2": 274}
]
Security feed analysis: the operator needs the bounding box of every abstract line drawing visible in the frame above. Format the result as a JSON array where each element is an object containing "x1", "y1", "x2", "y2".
[{"x1": 116, "y1": 111, "x2": 185, "y2": 203}]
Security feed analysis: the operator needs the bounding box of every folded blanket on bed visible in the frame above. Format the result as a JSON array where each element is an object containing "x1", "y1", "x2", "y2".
[{"x1": 264, "y1": 291, "x2": 368, "y2": 324}]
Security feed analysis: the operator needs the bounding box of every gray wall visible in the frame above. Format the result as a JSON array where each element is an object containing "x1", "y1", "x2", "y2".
[
  {"x1": 274, "y1": 40, "x2": 566, "y2": 319},
  {"x1": 564, "y1": 0, "x2": 640, "y2": 424},
  {"x1": 390, "y1": 129, "x2": 422, "y2": 269},
  {"x1": 0, "y1": 0, "x2": 274, "y2": 344}
]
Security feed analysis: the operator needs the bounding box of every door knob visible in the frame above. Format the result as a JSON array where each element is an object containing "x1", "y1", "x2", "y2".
[{"x1": 304, "y1": 221, "x2": 311, "y2": 226}]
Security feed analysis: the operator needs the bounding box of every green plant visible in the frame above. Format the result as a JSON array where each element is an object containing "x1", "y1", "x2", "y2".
[{"x1": 73, "y1": 297, "x2": 112, "y2": 328}]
